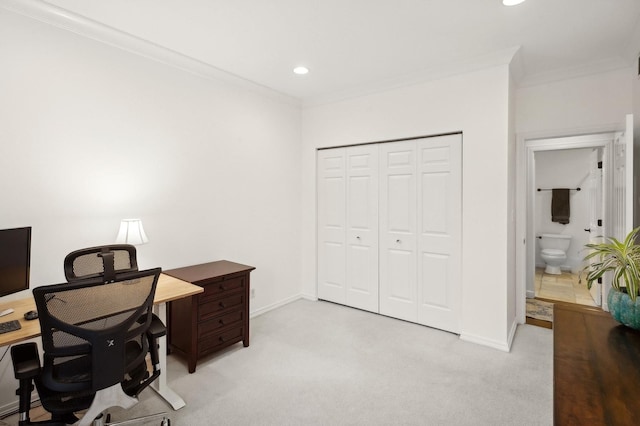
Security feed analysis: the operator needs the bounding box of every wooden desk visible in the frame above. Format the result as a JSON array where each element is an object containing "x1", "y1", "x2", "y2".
[
  {"x1": 0, "y1": 273, "x2": 203, "y2": 410},
  {"x1": 554, "y1": 303, "x2": 640, "y2": 425}
]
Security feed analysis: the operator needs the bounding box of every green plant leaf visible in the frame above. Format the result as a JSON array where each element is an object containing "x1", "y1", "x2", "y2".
[{"x1": 582, "y1": 226, "x2": 640, "y2": 301}]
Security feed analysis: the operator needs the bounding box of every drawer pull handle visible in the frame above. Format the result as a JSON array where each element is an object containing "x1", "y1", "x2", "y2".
[
  {"x1": 219, "y1": 319, "x2": 225, "y2": 325},
  {"x1": 219, "y1": 336, "x2": 225, "y2": 342},
  {"x1": 219, "y1": 302, "x2": 225, "y2": 308},
  {"x1": 219, "y1": 285, "x2": 226, "y2": 290}
]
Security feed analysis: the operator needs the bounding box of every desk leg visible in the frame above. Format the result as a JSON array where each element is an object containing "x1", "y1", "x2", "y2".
[{"x1": 151, "y1": 302, "x2": 186, "y2": 410}]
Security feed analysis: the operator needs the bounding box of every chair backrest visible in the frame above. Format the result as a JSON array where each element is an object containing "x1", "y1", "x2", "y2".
[
  {"x1": 64, "y1": 245, "x2": 138, "y2": 283},
  {"x1": 33, "y1": 268, "x2": 161, "y2": 393}
]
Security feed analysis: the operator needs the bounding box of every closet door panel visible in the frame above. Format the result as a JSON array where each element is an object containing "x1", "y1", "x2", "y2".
[
  {"x1": 346, "y1": 146, "x2": 379, "y2": 312},
  {"x1": 317, "y1": 149, "x2": 347, "y2": 304},
  {"x1": 416, "y1": 135, "x2": 462, "y2": 333},
  {"x1": 379, "y1": 141, "x2": 417, "y2": 322}
]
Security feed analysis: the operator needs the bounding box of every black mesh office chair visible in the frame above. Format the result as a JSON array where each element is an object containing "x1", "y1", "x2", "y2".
[{"x1": 11, "y1": 246, "x2": 170, "y2": 426}]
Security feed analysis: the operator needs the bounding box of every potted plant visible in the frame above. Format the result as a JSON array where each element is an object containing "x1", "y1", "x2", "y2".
[{"x1": 583, "y1": 227, "x2": 640, "y2": 329}]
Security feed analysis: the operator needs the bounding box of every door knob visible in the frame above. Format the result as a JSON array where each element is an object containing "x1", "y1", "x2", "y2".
[{"x1": 396, "y1": 239, "x2": 401, "y2": 243}]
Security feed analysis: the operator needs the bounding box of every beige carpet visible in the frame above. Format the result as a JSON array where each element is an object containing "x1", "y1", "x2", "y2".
[
  {"x1": 526, "y1": 298, "x2": 554, "y2": 322},
  {"x1": 5, "y1": 300, "x2": 554, "y2": 425}
]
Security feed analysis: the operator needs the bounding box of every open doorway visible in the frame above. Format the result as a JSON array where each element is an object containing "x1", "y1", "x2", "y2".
[
  {"x1": 532, "y1": 147, "x2": 602, "y2": 308},
  {"x1": 516, "y1": 115, "x2": 634, "y2": 326}
]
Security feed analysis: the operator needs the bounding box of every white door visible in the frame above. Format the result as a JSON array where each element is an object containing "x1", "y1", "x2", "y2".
[
  {"x1": 587, "y1": 148, "x2": 603, "y2": 306},
  {"x1": 416, "y1": 135, "x2": 462, "y2": 333},
  {"x1": 611, "y1": 115, "x2": 634, "y2": 240},
  {"x1": 317, "y1": 149, "x2": 347, "y2": 304},
  {"x1": 379, "y1": 141, "x2": 418, "y2": 322},
  {"x1": 624, "y1": 114, "x2": 634, "y2": 235},
  {"x1": 606, "y1": 114, "x2": 634, "y2": 310},
  {"x1": 345, "y1": 145, "x2": 379, "y2": 312}
]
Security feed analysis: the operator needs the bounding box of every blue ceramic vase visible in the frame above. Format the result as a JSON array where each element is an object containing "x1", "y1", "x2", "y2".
[{"x1": 608, "y1": 288, "x2": 640, "y2": 330}]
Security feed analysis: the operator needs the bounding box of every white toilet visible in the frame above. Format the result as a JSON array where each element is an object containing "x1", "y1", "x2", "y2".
[{"x1": 539, "y1": 234, "x2": 571, "y2": 275}]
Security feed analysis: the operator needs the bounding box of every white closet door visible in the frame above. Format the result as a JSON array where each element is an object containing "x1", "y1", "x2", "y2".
[
  {"x1": 416, "y1": 135, "x2": 462, "y2": 333},
  {"x1": 317, "y1": 149, "x2": 347, "y2": 304},
  {"x1": 346, "y1": 145, "x2": 379, "y2": 312},
  {"x1": 379, "y1": 141, "x2": 418, "y2": 322}
]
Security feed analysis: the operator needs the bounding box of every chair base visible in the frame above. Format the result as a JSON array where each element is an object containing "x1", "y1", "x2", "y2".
[
  {"x1": 78, "y1": 384, "x2": 168, "y2": 426},
  {"x1": 91, "y1": 412, "x2": 170, "y2": 426}
]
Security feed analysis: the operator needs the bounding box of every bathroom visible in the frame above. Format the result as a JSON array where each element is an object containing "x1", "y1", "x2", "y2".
[{"x1": 533, "y1": 147, "x2": 599, "y2": 307}]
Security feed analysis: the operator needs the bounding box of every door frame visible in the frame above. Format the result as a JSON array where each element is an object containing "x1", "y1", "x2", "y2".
[{"x1": 515, "y1": 124, "x2": 622, "y2": 324}]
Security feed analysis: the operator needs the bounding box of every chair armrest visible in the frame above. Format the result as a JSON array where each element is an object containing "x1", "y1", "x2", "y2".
[
  {"x1": 147, "y1": 314, "x2": 166, "y2": 339},
  {"x1": 11, "y1": 342, "x2": 41, "y2": 380}
]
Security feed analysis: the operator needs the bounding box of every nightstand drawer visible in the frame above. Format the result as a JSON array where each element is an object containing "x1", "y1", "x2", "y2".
[
  {"x1": 198, "y1": 310, "x2": 243, "y2": 338},
  {"x1": 199, "y1": 276, "x2": 244, "y2": 303},
  {"x1": 199, "y1": 326, "x2": 244, "y2": 354},
  {"x1": 198, "y1": 293, "x2": 244, "y2": 321}
]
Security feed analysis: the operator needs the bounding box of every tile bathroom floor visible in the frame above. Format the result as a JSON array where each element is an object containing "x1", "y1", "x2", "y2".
[{"x1": 535, "y1": 268, "x2": 597, "y2": 307}]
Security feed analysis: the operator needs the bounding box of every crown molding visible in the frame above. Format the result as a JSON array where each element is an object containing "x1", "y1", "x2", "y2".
[
  {"x1": 516, "y1": 56, "x2": 631, "y2": 88},
  {"x1": 0, "y1": 0, "x2": 301, "y2": 107},
  {"x1": 303, "y1": 46, "x2": 522, "y2": 107}
]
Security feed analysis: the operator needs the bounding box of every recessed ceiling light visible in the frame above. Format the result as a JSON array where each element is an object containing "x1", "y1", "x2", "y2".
[
  {"x1": 503, "y1": 0, "x2": 526, "y2": 5},
  {"x1": 293, "y1": 66, "x2": 309, "y2": 75}
]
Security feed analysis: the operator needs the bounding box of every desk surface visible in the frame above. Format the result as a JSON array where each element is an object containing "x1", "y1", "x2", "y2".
[
  {"x1": 554, "y1": 303, "x2": 640, "y2": 425},
  {"x1": 0, "y1": 273, "x2": 203, "y2": 347}
]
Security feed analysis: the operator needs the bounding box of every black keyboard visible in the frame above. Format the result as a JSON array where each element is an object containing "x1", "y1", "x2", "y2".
[{"x1": 0, "y1": 320, "x2": 21, "y2": 334}]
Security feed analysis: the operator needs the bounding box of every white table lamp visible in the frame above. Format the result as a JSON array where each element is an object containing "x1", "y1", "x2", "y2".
[{"x1": 116, "y1": 219, "x2": 149, "y2": 245}]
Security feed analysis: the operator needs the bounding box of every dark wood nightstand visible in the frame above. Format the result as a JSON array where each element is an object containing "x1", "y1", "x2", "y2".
[{"x1": 164, "y1": 260, "x2": 255, "y2": 373}]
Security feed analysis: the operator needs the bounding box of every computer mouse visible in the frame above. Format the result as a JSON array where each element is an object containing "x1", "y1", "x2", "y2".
[{"x1": 24, "y1": 310, "x2": 38, "y2": 321}]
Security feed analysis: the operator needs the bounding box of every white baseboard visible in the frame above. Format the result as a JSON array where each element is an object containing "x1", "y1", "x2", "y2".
[
  {"x1": 526, "y1": 289, "x2": 535, "y2": 298},
  {"x1": 0, "y1": 397, "x2": 39, "y2": 420},
  {"x1": 0, "y1": 401, "x2": 18, "y2": 421},
  {"x1": 506, "y1": 318, "x2": 518, "y2": 350},
  {"x1": 460, "y1": 332, "x2": 511, "y2": 352},
  {"x1": 299, "y1": 292, "x2": 318, "y2": 301},
  {"x1": 250, "y1": 294, "x2": 304, "y2": 318}
]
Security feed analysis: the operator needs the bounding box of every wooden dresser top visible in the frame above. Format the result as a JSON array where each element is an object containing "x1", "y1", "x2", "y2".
[
  {"x1": 164, "y1": 260, "x2": 255, "y2": 284},
  {"x1": 554, "y1": 303, "x2": 640, "y2": 425}
]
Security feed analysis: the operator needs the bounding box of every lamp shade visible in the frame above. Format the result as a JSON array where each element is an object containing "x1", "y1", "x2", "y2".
[{"x1": 116, "y1": 219, "x2": 149, "y2": 245}]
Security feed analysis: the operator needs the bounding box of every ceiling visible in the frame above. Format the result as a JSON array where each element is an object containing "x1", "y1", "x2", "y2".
[{"x1": 39, "y1": 0, "x2": 640, "y2": 103}]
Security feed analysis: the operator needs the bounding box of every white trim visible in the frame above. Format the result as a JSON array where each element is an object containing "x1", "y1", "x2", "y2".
[
  {"x1": 515, "y1": 124, "x2": 625, "y2": 324},
  {"x1": 300, "y1": 292, "x2": 319, "y2": 302},
  {"x1": 250, "y1": 294, "x2": 304, "y2": 318},
  {"x1": 303, "y1": 46, "x2": 521, "y2": 107},
  {"x1": 506, "y1": 319, "x2": 518, "y2": 350},
  {"x1": 0, "y1": 0, "x2": 299, "y2": 107},
  {"x1": 625, "y1": 114, "x2": 634, "y2": 234},
  {"x1": 459, "y1": 333, "x2": 510, "y2": 352},
  {"x1": 517, "y1": 57, "x2": 630, "y2": 88},
  {"x1": 0, "y1": 397, "x2": 41, "y2": 420}
]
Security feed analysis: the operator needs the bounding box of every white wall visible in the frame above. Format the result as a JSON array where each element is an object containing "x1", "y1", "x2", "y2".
[
  {"x1": 515, "y1": 68, "x2": 633, "y2": 313},
  {"x1": 516, "y1": 68, "x2": 632, "y2": 136},
  {"x1": 0, "y1": 9, "x2": 302, "y2": 411},
  {"x1": 534, "y1": 148, "x2": 593, "y2": 272},
  {"x1": 302, "y1": 65, "x2": 513, "y2": 350}
]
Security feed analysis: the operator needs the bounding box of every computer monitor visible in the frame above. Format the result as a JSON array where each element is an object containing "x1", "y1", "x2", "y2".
[{"x1": 0, "y1": 226, "x2": 31, "y2": 298}]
